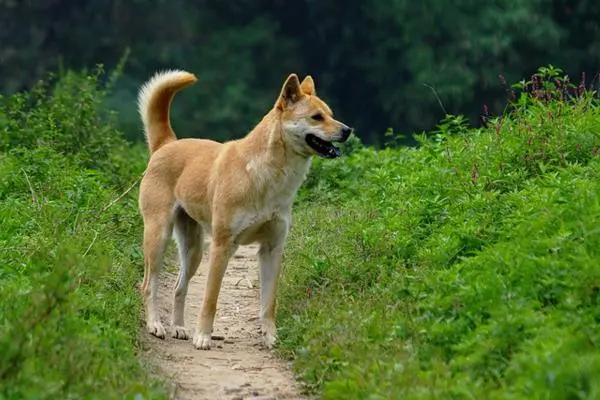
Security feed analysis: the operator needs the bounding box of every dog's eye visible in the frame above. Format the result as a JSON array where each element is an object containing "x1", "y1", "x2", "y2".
[{"x1": 311, "y1": 114, "x2": 324, "y2": 121}]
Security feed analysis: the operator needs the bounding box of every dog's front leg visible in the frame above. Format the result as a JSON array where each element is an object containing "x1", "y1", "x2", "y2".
[
  {"x1": 258, "y1": 242, "x2": 284, "y2": 349},
  {"x1": 258, "y1": 220, "x2": 288, "y2": 349},
  {"x1": 193, "y1": 239, "x2": 236, "y2": 350}
]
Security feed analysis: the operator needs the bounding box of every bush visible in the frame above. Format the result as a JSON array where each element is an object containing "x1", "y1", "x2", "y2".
[
  {"x1": 0, "y1": 70, "x2": 165, "y2": 399},
  {"x1": 279, "y1": 66, "x2": 600, "y2": 399}
]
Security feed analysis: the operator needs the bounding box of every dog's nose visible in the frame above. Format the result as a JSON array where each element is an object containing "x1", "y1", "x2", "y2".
[{"x1": 340, "y1": 126, "x2": 353, "y2": 142}]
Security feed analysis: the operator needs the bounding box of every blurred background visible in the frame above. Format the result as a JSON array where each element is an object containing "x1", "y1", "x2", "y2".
[{"x1": 1, "y1": 0, "x2": 599, "y2": 145}]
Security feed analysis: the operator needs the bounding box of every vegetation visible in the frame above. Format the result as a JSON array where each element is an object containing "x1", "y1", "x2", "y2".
[
  {"x1": 2, "y1": 12, "x2": 599, "y2": 394},
  {"x1": 1, "y1": 1, "x2": 600, "y2": 145},
  {"x1": 278, "y1": 66, "x2": 600, "y2": 399},
  {"x1": 0, "y1": 69, "x2": 165, "y2": 399}
]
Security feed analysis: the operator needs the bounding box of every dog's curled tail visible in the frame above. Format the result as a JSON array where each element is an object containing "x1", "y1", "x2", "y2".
[{"x1": 137, "y1": 70, "x2": 198, "y2": 154}]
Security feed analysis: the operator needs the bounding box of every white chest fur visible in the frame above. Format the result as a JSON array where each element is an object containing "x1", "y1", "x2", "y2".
[{"x1": 231, "y1": 155, "x2": 311, "y2": 243}]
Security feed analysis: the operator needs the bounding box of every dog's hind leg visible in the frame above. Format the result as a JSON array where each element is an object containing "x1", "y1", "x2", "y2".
[
  {"x1": 171, "y1": 206, "x2": 203, "y2": 340},
  {"x1": 193, "y1": 234, "x2": 237, "y2": 350},
  {"x1": 141, "y1": 211, "x2": 174, "y2": 339}
]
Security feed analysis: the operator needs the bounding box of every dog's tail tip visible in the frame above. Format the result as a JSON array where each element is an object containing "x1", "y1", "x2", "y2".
[
  {"x1": 137, "y1": 69, "x2": 197, "y2": 108},
  {"x1": 153, "y1": 69, "x2": 198, "y2": 86}
]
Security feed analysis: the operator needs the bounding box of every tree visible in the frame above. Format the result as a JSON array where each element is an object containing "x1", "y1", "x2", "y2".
[{"x1": 1, "y1": 0, "x2": 598, "y2": 145}]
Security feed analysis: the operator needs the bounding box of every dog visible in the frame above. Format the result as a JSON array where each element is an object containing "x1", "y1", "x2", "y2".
[{"x1": 137, "y1": 70, "x2": 352, "y2": 350}]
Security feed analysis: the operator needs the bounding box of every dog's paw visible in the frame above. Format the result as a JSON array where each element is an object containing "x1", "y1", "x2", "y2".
[
  {"x1": 171, "y1": 325, "x2": 189, "y2": 340},
  {"x1": 261, "y1": 322, "x2": 277, "y2": 349},
  {"x1": 147, "y1": 321, "x2": 166, "y2": 339},
  {"x1": 263, "y1": 331, "x2": 278, "y2": 349},
  {"x1": 192, "y1": 332, "x2": 212, "y2": 350}
]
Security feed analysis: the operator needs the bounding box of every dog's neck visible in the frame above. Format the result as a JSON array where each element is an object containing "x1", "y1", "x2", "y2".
[
  {"x1": 241, "y1": 109, "x2": 312, "y2": 193},
  {"x1": 244, "y1": 109, "x2": 308, "y2": 158}
]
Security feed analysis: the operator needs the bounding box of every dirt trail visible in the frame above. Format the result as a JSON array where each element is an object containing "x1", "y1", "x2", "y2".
[{"x1": 142, "y1": 242, "x2": 309, "y2": 400}]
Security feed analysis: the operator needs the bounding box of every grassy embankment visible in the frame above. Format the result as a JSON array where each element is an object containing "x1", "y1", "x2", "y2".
[
  {"x1": 279, "y1": 66, "x2": 600, "y2": 399},
  {"x1": 2, "y1": 65, "x2": 599, "y2": 400},
  {"x1": 0, "y1": 68, "x2": 166, "y2": 399}
]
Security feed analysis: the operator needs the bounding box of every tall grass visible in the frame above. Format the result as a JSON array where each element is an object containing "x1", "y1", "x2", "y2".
[
  {"x1": 279, "y1": 66, "x2": 600, "y2": 399},
  {"x1": 0, "y1": 68, "x2": 165, "y2": 399}
]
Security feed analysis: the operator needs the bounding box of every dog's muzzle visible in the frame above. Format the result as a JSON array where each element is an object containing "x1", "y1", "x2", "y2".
[{"x1": 305, "y1": 125, "x2": 353, "y2": 159}]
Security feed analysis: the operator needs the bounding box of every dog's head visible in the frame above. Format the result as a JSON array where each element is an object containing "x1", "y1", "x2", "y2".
[{"x1": 275, "y1": 74, "x2": 352, "y2": 159}]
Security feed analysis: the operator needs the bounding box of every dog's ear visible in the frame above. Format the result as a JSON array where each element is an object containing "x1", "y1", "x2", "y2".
[
  {"x1": 276, "y1": 73, "x2": 304, "y2": 110},
  {"x1": 300, "y1": 75, "x2": 315, "y2": 96}
]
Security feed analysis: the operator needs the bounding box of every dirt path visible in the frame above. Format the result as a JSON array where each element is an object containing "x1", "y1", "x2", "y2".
[{"x1": 142, "y1": 242, "x2": 309, "y2": 400}]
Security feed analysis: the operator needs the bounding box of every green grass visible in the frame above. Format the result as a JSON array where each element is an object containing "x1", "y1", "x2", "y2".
[
  {"x1": 0, "y1": 68, "x2": 166, "y2": 399},
  {"x1": 278, "y1": 66, "x2": 600, "y2": 399}
]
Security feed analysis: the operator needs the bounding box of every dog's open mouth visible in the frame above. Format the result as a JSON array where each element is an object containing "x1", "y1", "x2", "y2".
[{"x1": 305, "y1": 134, "x2": 341, "y2": 159}]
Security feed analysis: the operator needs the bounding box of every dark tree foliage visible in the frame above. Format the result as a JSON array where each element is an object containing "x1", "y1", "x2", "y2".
[{"x1": 1, "y1": 0, "x2": 599, "y2": 144}]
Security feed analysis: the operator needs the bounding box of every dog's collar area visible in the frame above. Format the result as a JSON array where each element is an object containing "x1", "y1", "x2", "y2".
[{"x1": 305, "y1": 134, "x2": 341, "y2": 158}]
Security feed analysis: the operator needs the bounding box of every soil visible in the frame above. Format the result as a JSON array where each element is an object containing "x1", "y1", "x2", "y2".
[{"x1": 141, "y1": 242, "x2": 310, "y2": 400}]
